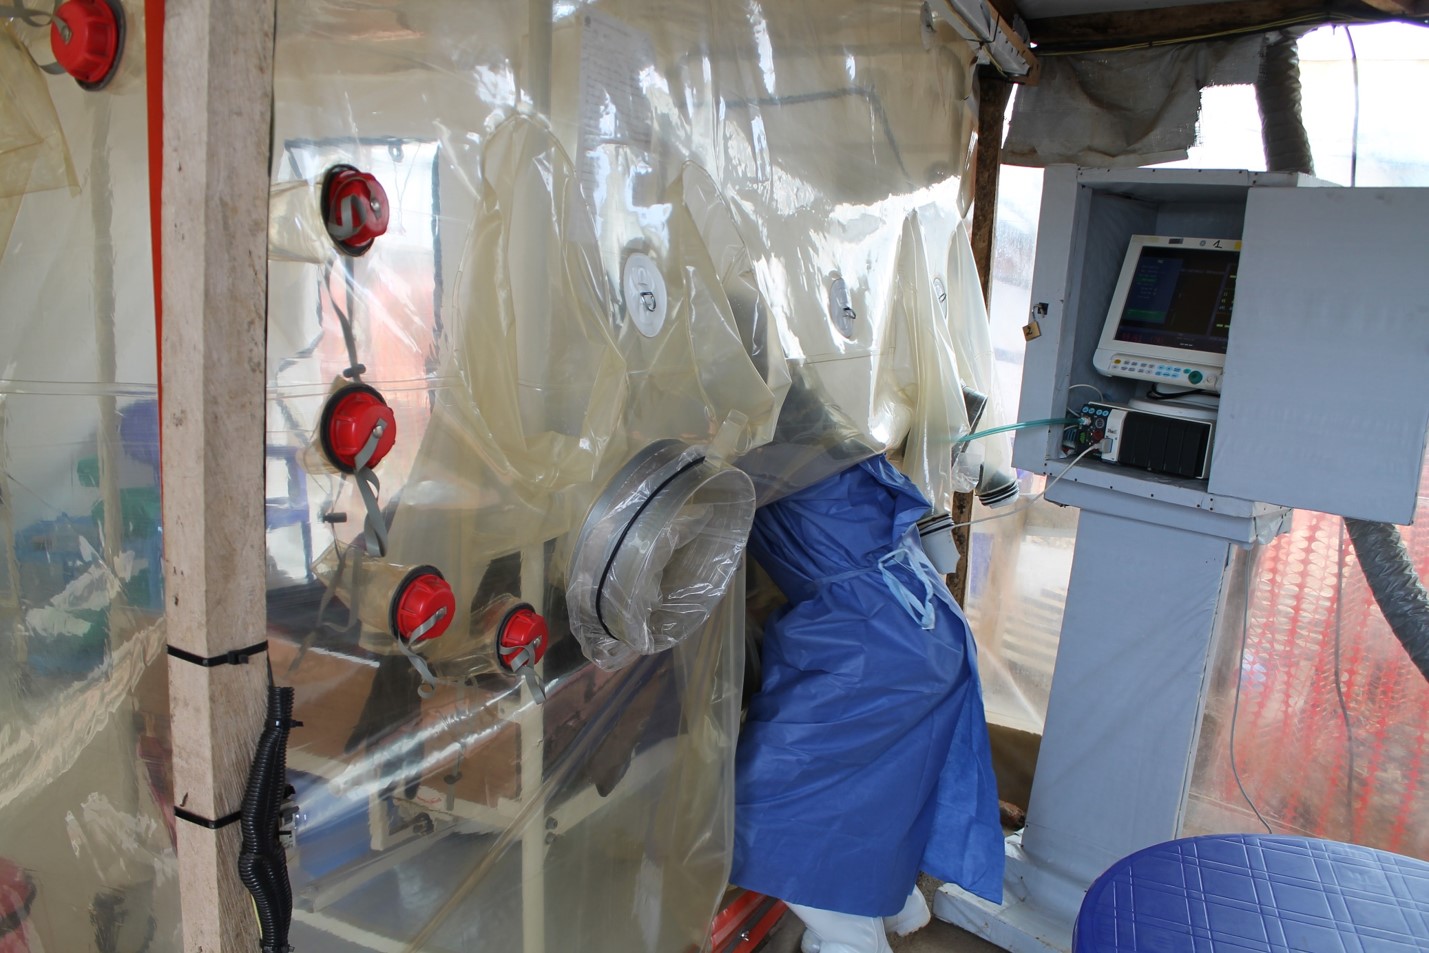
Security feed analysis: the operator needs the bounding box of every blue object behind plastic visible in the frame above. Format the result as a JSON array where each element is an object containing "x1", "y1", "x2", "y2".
[
  {"x1": 731, "y1": 455, "x2": 1004, "y2": 917},
  {"x1": 1074, "y1": 834, "x2": 1429, "y2": 952}
]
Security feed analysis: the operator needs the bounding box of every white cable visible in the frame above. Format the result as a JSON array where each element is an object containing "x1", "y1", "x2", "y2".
[
  {"x1": 1334, "y1": 521, "x2": 1356, "y2": 836},
  {"x1": 952, "y1": 444, "x2": 1097, "y2": 530},
  {"x1": 1066, "y1": 382, "x2": 1105, "y2": 403}
]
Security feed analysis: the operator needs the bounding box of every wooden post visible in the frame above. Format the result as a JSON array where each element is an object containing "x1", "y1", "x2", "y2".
[
  {"x1": 951, "y1": 66, "x2": 1013, "y2": 605},
  {"x1": 160, "y1": 1, "x2": 276, "y2": 951},
  {"x1": 969, "y1": 68, "x2": 1012, "y2": 308}
]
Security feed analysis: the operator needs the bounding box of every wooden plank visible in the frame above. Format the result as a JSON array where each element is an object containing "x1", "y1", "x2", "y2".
[
  {"x1": 160, "y1": 0, "x2": 276, "y2": 951},
  {"x1": 986, "y1": 0, "x2": 1022, "y2": 26},
  {"x1": 1358, "y1": 0, "x2": 1429, "y2": 13},
  {"x1": 1026, "y1": 0, "x2": 1379, "y2": 53},
  {"x1": 931, "y1": 0, "x2": 1040, "y2": 83},
  {"x1": 951, "y1": 67, "x2": 1012, "y2": 606},
  {"x1": 983, "y1": 3, "x2": 1040, "y2": 84},
  {"x1": 970, "y1": 69, "x2": 1012, "y2": 308}
]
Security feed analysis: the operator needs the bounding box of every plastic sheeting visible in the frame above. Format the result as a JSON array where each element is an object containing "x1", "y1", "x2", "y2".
[
  {"x1": 1185, "y1": 492, "x2": 1429, "y2": 861},
  {"x1": 261, "y1": 1, "x2": 987, "y2": 950},
  {"x1": 0, "y1": 5, "x2": 179, "y2": 953},
  {"x1": 0, "y1": 21, "x2": 77, "y2": 258}
]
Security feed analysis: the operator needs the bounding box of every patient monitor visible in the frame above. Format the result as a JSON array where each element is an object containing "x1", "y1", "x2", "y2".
[{"x1": 1093, "y1": 235, "x2": 1241, "y2": 394}]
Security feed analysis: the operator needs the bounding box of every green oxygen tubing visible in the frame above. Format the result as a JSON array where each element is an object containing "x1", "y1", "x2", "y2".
[{"x1": 955, "y1": 416, "x2": 1078, "y2": 443}]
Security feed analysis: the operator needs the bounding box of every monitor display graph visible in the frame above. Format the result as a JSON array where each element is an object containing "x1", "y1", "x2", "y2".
[
  {"x1": 1093, "y1": 235, "x2": 1243, "y2": 394},
  {"x1": 1114, "y1": 244, "x2": 1238, "y2": 355}
]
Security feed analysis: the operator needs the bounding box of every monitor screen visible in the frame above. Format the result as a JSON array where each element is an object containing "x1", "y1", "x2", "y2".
[{"x1": 1112, "y1": 242, "x2": 1239, "y2": 355}]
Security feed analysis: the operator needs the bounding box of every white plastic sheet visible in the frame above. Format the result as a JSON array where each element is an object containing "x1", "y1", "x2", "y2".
[{"x1": 261, "y1": 2, "x2": 986, "y2": 950}]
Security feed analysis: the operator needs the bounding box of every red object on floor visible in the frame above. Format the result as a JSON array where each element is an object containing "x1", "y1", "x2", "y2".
[
  {"x1": 711, "y1": 889, "x2": 789, "y2": 953},
  {"x1": 0, "y1": 859, "x2": 36, "y2": 953},
  {"x1": 732, "y1": 899, "x2": 789, "y2": 953}
]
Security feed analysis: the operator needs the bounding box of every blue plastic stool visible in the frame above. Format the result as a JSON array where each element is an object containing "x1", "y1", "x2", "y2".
[{"x1": 1073, "y1": 834, "x2": 1429, "y2": 952}]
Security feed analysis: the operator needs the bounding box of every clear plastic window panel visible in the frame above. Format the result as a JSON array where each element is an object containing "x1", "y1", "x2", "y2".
[
  {"x1": 1185, "y1": 457, "x2": 1429, "y2": 859},
  {"x1": 263, "y1": 1, "x2": 987, "y2": 950},
  {"x1": 0, "y1": 9, "x2": 179, "y2": 953},
  {"x1": 964, "y1": 161, "x2": 1078, "y2": 735}
]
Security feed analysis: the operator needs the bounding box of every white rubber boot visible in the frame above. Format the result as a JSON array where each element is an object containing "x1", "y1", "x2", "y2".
[
  {"x1": 797, "y1": 888, "x2": 927, "y2": 952},
  {"x1": 789, "y1": 903, "x2": 893, "y2": 953},
  {"x1": 883, "y1": 886, "x2": 931, "y2": 937}
]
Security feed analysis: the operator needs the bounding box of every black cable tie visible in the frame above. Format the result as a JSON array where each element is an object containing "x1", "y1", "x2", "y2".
[
  {"x1": 167, "y1": 641, "x2": 269, "y2": 668},
  {"x1": 174, "y1": 805, "x2": 243, "y2": 830},
  {"x1": 270, "y1": 718, "x2": 304, "y2": 729}
]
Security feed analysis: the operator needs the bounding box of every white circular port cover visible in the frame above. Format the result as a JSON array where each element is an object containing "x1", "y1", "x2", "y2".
[
  {"x1": 828, "y1": 276, "x2": 856, "y2": 339},
  {"x1": 933, "y1": 277, "x2": 948, "y2": 321},
  {"x1": 623, "y1": 253, "x2": 668, "y2": 338}
]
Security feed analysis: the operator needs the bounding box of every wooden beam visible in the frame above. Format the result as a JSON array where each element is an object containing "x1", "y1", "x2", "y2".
[
  {"x1": 930, "y1": 0, "x2": 1040, "y2": 83},
  {"x1": 970, "y1": 69, "x2": 1012, "y2": 308},
  {"x1": 161, "y1": 1, "x2": 276, "y2": 951},
  {"x1": 1359, "y1": 0, "x2": 1429, "y2": 14},
  {"x1": 985, "y1": 0, "x2": 1023, "y2": 30},
  {"x1": 951, "y1": 67, "x2": 1013, "y2": 607},
  {"x1": 1027, "y1": 0, "x2": 1389, "y2": 53}
]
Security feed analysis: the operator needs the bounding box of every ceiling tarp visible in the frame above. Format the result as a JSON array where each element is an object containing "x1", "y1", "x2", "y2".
[{"x1": 1004, "y1": 35, "x2": 1265, "y2": 167}]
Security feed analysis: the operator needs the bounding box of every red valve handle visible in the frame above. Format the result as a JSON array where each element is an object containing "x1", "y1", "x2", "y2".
[
  {"x1": 50, "y1": 0, "x2": 124, "y2": 90},
  {"x1": 322, "y1": 166, "x2": 390, "y2": 256}
]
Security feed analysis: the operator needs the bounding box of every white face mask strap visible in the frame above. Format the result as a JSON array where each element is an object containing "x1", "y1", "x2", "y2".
[{"x1": 877, "y1": 548, "x2": 938, "y2": 630}]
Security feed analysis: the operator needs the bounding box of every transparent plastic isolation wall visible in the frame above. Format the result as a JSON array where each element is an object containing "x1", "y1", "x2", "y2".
[
  {"x1": 0, "y1": 8, "x2": 181, "y2": 953},
  {"x1": 264, "y1": 1, "x2": 987, "y2": 950},
  {"x1": 1184, "y1": 456, "x2": 1429, "y2": 860}
]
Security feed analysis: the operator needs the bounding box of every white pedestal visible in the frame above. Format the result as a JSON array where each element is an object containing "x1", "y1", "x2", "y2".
[{"x1": 936, "y1": 510, "x2": 1257, "y2": 952}]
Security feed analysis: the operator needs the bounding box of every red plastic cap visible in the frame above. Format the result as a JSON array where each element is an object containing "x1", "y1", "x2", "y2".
[
  {"x1": 51, "y1": 0, "x2": 122, "y2": 88},
  {"x1": 499, "y1": 606, "x2": 549, "y2": 669},
  {"x1": 324, "y1": 387, "x2": 397, "y2": 472},
  {"x1": 324, "y1": 167, "x2": 390, "y2": 254},
  {"x1": 394, "y1": 572, "x2": 455, "y2": 644}
]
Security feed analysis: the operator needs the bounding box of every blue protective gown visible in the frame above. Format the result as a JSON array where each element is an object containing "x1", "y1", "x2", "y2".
[{"x1": 731, "y1": 456, "x2": 1004, "y2": 917}]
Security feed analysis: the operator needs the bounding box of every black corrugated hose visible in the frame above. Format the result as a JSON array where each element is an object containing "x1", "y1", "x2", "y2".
[
  {"x1": 239, "y1": 684, "x2": 297, "y2": 953},
  {"x1": 1256, "y1": 30, "x2": 1429, "y2": 684},
  {"x1": 1343, "y1": 519, "x2": 1429, "y2": 682},
  {"x1": 1256, "y1": 30, "x2": 1316, "y2": 176}
]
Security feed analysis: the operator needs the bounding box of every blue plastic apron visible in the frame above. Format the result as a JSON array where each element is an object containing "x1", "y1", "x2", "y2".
[{"x1": 731, "y1": 456, "x2": 1004, "y2": 917}]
